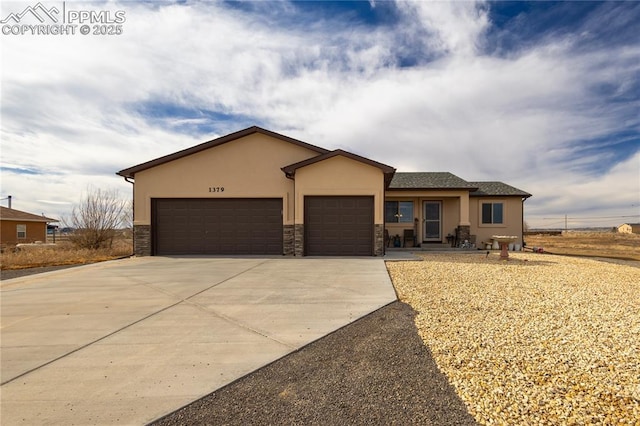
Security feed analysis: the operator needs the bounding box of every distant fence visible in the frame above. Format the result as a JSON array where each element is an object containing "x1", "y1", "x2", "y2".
[
  {"x1": 524, "y1": 231, "x2": 563, "y2": 236},
  {"x1": 46, "y1": 235, "x2": 72, "y2": 244}
]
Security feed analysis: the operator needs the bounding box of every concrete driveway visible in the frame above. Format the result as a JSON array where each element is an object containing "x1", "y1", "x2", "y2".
[{"x1": 0, "y1": 257, "x2": 396, "y2": 425}]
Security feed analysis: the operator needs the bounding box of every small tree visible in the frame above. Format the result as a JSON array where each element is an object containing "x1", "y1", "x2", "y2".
[
  {"x1": 120, "y1": 199, "x2": 134, "y2": 239},
  {"x1": 66, "y1": 187, "x2": 128, "y2": 250}
]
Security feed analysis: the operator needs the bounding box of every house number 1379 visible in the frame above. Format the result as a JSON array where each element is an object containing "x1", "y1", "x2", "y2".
[{"x1": 209, "y1": 187, "x2": 225, "y2": 193}]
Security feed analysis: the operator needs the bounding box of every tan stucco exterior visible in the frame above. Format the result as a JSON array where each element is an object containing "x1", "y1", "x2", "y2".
[
  {"x1": 469, "y1": 196, "x2": 525, "y2": 247},
  {"x1": 385, "y1": 190, "x2": 470, "y2": 243},
  {"x1": 132, "y1": 132, "x2": 320, "y2": 226},
  {"x1": 384, "y1": 193, "x2": 525, "y2": 246},
  {"x1": 293, "y1": 156, "x2": 386, "y2": 224},
  {"x1": 118, "y1": 126, "x2": 529, "y2": 256}
]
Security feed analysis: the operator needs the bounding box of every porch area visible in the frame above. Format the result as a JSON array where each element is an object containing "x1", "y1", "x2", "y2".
[{"x1": 384, "y1": 193, "x2": 473, "y2": 249}]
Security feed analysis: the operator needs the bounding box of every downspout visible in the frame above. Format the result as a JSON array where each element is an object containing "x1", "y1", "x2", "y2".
[
  {"x1": 521, "y1": 196, "x2": 526, "y2": 248},
  {"x1": 122, "y1": 175, "x2": 135, "y2": 254},
  {"x1": 383, "y1": 182, "x2": 387, "y2": 256},
  {"x1": 293, "y1": 174, "x2": 297, "y2": 256}
]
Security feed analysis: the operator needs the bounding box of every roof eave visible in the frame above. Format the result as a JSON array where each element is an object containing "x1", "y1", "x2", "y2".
[
  {"x1": 117, "y1": 126, "x2": 329, "y2": 178},
  {"x1": 387, "y1": 186, "x2": 479, "y2": 191},
  {"x1": 470, "y1": 193, "x2": 533, "y2": 198},
  {"x1": 282, "y1": 149, "x2": 396, "y2": 175},
  {"x1": 1, "y1": 217, "x2": 58, "y2": 223}
]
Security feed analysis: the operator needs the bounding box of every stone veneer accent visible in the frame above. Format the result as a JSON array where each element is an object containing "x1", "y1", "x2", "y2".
[
  {"x1": 283, "y1": 225, "x2": 295, "y2": 256},
  {"x1": 374, "y1": 224, "x2": 384, "y2": 256},
  {"x1": 294, "y1": 224, "x2": 305, "y2": 256},
  {"x1": 134, "y1": 224, "x2": 151, "y2": 256},
  {"x1": 457, "y1": 225, "x2": 471, "y2": 246}
]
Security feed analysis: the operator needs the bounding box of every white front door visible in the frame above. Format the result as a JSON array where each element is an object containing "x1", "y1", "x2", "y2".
[{"x1": 423, "y1": 201, "x2": 441, "y2": 241}]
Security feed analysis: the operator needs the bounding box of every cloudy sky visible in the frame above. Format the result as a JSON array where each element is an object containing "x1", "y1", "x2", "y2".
[{"x1": 1, "y1": 0, "x2": 638, "y2": 229}]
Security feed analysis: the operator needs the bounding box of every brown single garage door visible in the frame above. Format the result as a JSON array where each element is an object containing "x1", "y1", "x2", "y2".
[
  {"x1": 152, "y1": 198, "x2": 283, "y2": 255},
  {"x1": 304, "y1": 196, "x2": 374, "y2": 256}
]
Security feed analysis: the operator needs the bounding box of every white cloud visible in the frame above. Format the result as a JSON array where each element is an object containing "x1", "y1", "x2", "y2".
[
  {"x1": 1, "y1": 0, "x2": 637, "y2": 228},
  {"x1": 395, "y1": 0, "x2": 490, "y2": 57},
  {"x1": 524, "y1": 151, "x2": 640, "y2": 228}
]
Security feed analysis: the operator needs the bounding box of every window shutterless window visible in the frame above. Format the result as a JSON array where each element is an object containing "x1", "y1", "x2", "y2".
[
  {"x1": 17, "y1": 224, "x2": 26, "y2": 239},
  {"x1": 482, "y1": 202, "x2": 503, "y2": 224},
  {"x1": 385, "y1": 201, "x2": 413, "y2": 223}
]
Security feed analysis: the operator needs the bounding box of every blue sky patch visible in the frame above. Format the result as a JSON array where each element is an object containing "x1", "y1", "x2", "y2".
[
  {"x1": 1, "y1": 165, "x2": 44, "y2": 175},
  {"x1": 132, "y1": 101, "x2": 264, "y2": 136},
  {"x1": 566, "y1": 130, "x2": 640, "y2": 176},
  {"x1": 483, "y1": 1, "x2": 638, "y2": 57},
  {"x1": 223, "y1": 0, "x2": 400, "y2": 27}
]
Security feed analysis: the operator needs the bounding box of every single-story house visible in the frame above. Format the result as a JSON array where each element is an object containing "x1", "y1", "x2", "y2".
[
  {"x1": 117, "y1": 126, "x2": 531, "y2": 256},
  {"x1": 0, "y1": 206, "x2": 58, "y2": 247},
  {"x1": 617, "y1": 223, "x2": 640, "y2": 234}
]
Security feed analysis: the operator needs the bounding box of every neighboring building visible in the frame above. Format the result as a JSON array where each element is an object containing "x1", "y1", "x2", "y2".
[
  {"x1": 0, "y1": 206, "x2": 58, "y2": 246},
  {"x1": 117, "y1": 126, "x2": 531, "y2": 256},
  {"x1": 618, "y1": 223, "x2": 640, "y2": 234}
]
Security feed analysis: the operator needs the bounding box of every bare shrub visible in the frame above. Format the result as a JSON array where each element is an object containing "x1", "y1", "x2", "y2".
[{"x1": 65, "y1": 187, "x2": 130, "y2": 250}]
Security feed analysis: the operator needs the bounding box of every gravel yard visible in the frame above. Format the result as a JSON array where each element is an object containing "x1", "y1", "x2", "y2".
[
  {"x1": 153, "y1": 301, "x2": 477, "y2": 425},
  {"x1": 388, "y1": 252, "x2": 640, "y2": 425}
]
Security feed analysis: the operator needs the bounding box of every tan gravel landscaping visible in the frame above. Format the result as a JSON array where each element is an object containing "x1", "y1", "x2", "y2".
[{"x1": 387, "y1": 252, "x2": 640, "y2": 425}]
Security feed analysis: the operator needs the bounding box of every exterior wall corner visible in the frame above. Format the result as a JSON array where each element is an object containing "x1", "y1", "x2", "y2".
[
  {"x1": 133, "y1": 224, "x2": 151, "y2": 256},
  {"x1": 374, "y1": 224, "x2": 384, "y2": 256},
  {"x1": 283, "y1": 224, "x2": 295, "y2": 256},
  {"x1": 294, "y1": 224, "x2": 304, "y2": 256}
]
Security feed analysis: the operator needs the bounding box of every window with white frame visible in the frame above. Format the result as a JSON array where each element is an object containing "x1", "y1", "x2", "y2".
[
  {"x1": 17, "y1": 224, "x2": 26, "y2": 239},
  {"x1": 481, "y1": 202, "x2": 504, "y2": 224},
  {"x1": 385, "y1": 201, "x2": 413, "y2": 223}
]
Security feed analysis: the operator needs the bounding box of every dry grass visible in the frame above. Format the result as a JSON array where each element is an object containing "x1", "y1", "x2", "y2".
[
  {"x1": 0, "y1": 239, "x2": 133, "y2": 270},
  {"x1": 525, "y1": 231, "x2": 640, "y2": 261}
]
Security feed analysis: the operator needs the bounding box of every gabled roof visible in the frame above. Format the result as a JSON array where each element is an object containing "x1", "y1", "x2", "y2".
[
  {"x1": 116, "y1": 126, "x2": 329, "y2": 179},
  {"x1": 281, "y1": 149, "x2": 396, "y2": 186},
  {"x1": 388, "y1": 172, "x2": 478, "y2": 190},
  {"x1": 0, "y1": 206, "x2": 57, "y2": 222},
  {"x1": 469, "y1": 181, "x2": 532, "y2": 198}
]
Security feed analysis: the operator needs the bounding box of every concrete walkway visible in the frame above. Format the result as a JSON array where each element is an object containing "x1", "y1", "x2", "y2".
[{"x1": 1, "y1": 257, "x2": 396, "y2": 425}]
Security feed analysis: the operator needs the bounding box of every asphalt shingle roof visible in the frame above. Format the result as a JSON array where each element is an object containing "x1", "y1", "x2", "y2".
[
  {"x1": 389, "y1": 172, "x2": 478, "y2": 190},
  {"x1": 388, "y1": 173, "x2": 531, "y2": 198},
  {"x1": 0, "y1": 206, "x2": 57, "y2": 222},
  {"x1": 469, "y1": 181, "x2": 532, "y2": 198}
]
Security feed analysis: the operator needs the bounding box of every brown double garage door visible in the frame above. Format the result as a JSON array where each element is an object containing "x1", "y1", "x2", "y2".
[
  {"x1": 152, "y1": 197, "x2": 374, "y2": 256},
  {"x1": 153, "y1": 198, "x2": 283, "y2": 255}
]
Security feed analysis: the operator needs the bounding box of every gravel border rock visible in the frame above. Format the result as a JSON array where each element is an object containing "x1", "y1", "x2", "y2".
[
  {"x1": 0, "y1": 264, "x2": 83, "y2": 280},
  {"x1": 152, "y1": 301, "x2": 477, "y2": 426}
]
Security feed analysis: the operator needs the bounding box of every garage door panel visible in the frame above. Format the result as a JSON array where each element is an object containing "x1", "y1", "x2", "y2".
[
  {"x1": 304, "y1": 196, "x2": 373, "y2": 256},
  {"x1": 153, "y1": 198, "x2": 283, "y2": 255}
]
